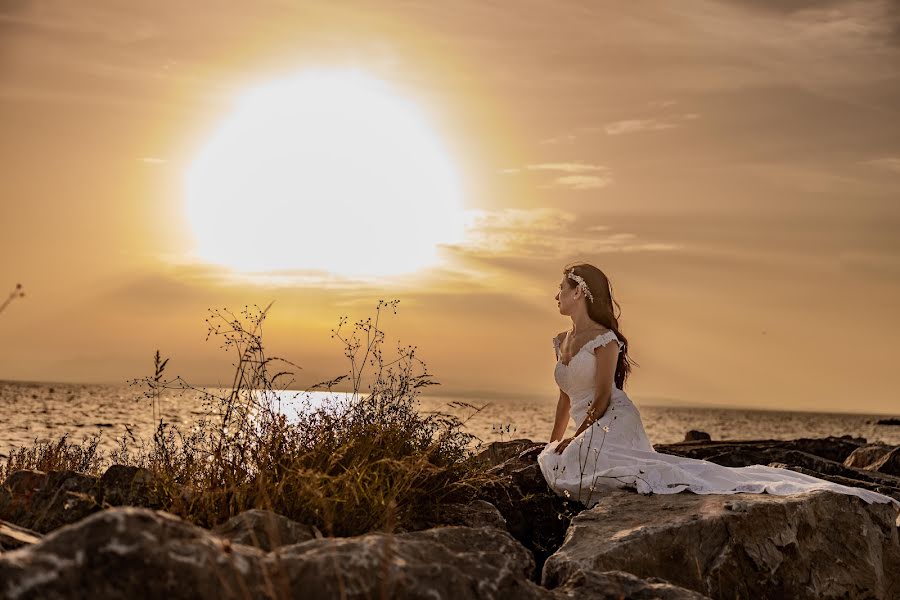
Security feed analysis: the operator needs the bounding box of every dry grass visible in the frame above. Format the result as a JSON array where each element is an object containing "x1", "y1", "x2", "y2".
[{"x1": 2, "y1": 299, "x2": 504, "y2": 537}]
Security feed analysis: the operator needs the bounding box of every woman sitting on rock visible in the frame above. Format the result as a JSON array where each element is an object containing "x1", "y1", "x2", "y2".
[{"x1": 537, "y1": 263, "x2": 900, "y2": 511}]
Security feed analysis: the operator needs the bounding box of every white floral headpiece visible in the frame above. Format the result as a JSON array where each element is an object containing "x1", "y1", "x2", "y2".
[{"x1": 566, "y1": 270, "x2": 594, "y2": 303}]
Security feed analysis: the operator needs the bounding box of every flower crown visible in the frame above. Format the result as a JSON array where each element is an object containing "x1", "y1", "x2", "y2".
[{"x1": 566, "y1": 270, "x2": 594, "y2": 303}]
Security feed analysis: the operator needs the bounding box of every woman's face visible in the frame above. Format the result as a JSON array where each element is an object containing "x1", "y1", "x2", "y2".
[{"x1": 555, "y1": 277, "x2": 576, "y2": 315}]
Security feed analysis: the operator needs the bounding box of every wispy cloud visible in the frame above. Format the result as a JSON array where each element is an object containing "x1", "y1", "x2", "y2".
[
  {"x1": 862, "y1": 157, "x2": 900, "y2": 174},
  {"x1": 139, "y1": 157, "x2": 166, "y2": 164},
  {"x1": 605, "y1": 113, "x2": 700, "y2": 135},
  {"x1": 441, "y1": 208, "x2": 683, "y2": 260},
  {"x1": 499, "y1": 161, "x2": 613, "y2": 189},
  {"x1": 539, "y1": 174, "x2": 611, "y2": 190}
]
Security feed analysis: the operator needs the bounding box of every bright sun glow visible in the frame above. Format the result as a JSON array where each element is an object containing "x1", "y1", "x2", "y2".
[{"x1": 184, "y1": 69, "x2": 466, "y2": 279}]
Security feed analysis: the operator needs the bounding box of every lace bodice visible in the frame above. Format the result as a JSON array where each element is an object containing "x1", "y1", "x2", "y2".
[{"x1": 553, "y1": 330, "x2": 624, "y2": 417}]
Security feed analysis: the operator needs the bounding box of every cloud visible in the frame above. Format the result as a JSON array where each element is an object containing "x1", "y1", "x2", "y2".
[
  {"x1": 499, "y1": 161, "x2": 613, "y2": 189},
  {"x1": 862, "y1": 157, "x2": 900, "y2": 174},
  {"x1": 441, "y1": 208, "x2": 683, "y2": 260},
  {"x1": 605, "y1": 113, "x2": 700, "y2": 135},
  {"x1": 540, "y1": 174, "x2": 612, "y2": 190}
]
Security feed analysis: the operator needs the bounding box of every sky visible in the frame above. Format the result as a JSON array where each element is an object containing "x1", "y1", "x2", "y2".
[{"x1": 1, "y1": 0, "x2": 899, "y2": 414}]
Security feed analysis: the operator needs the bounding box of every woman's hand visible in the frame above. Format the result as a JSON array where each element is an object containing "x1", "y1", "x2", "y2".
[{"x1": 554, "y1": 436, "x2": 574, "y2": 454}]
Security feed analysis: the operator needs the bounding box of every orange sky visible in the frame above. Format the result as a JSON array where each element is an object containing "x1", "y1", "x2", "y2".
[{"x1": 1, "y1": 1, "x2": 899, "y2": 414}]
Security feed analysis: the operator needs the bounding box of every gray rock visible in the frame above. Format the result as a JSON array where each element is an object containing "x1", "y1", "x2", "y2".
[
  {"x1": 0, "y1": 507, "x2": 555, "y2": 600},
  {"x1": 683, "y1": 430, "x2": 711, "y2": 442},
  {"x1": 542, "y1": 489, "x2": 900, "y2": 600},
  {"x1": 212, "y1": 509, "x2": 321, "y2": 551}
]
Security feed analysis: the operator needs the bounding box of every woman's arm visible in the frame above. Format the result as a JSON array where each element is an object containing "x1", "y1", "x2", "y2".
[{"x1": 549, "y1": 389, "x2": 570, "y2": 442}]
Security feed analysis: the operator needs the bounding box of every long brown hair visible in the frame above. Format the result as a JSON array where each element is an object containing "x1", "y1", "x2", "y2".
[{"x1": 563, "y1": 262, "x2": 638, "y2": 390}]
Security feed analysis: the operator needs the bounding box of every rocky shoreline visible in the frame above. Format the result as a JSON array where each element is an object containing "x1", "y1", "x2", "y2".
[{"x1": 2, "y1": 433, "x2": 899, "y2": 599}]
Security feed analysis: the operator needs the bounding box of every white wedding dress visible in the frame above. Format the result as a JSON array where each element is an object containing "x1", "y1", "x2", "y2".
[{"x1": 536, "y1": 330, "x2": 900, "y2": 512}]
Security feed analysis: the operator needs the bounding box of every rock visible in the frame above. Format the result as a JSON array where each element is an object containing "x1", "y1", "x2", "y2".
[
  {"x1": 654, "y1": 439, "x2": 900, "y2": 492},
  {"x1": 0, "y1": 470, "x2": 48, "y2": 524},
  {"x1": 99, "y1": 465, "x2": 162, "y2": 508},
  {"x1": 0, "y1": 507, "x2": 266, "y2": 599},
  {"x1": 0, "y1": 507, "x2": 554, "y2": 600},
  {"x1": 655, "y1": 436, "x2": 866, "y2": 465},
  {"x1": 272, "y1": 524, "x2": 550, "y2": 599},
  {"x1": 212, "y1": 509, "x2": 321, "y2": 551},
  {"x1": 0, "y1": 520, "x2": 40, "y2": 551},
  {"x1": 683, "y1": 430, "x2": 710, "y2": 442},
  {"x1": 550, "y1": 569, "x2": 712, "y2": 599},
  {"x1": 766, "y1": 463, "x2": 900, "y2": 504},
  {"x1": 0, "y1": 470, "x2": 100, "y2": 534},
  {"x1": 403, "y1": 499, "x2": 508, "y2": 533},
  {"x1": 473, "y1": 443, "x2": 580, "y2": 580},
  {"x1": 542, "y1": 489, "x2": 900, "y2": 600},
  {"x1": 867, "y1": 446, "x2": 900, "y2": 478},
  {"x1": 876, "y1": 418, "x2": 900, "y2": 426},
  {"x1": 843, "y1": 444, "x2": 894, "y2": 470},
  {"x1": 469, "y1": 439, "x2": 542, "y2": 469}
]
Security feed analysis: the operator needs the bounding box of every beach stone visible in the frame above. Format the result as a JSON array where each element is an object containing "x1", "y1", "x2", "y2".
[
  {"x1": 844, "y1": 444, "x2": 895, "y2": 470},
  {"x1": 542, "y1": 489, "x2": 900, "y2": 600},
  {"x1": 0, "y1": 506, "x2": 555, "y2": 600},
  {"x1": 877, "y1": 418, "x2": 900, "y2": 426},
  {"x1": 212, "y1": 509, "x2": 321, "y2": 551},
  {"x1": 683, "y1": 430, "x2": 711, "y2": 442},
  {"x1": 0, "y1": 519, "x2": 40, "y2": 551}
]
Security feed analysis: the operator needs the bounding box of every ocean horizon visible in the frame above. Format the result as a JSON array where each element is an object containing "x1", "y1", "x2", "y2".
[{"x1": 3, "y1": 378, "x2": 899, "y2": 458}]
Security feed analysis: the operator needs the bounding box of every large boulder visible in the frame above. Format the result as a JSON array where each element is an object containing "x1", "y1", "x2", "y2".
[
  {"x1": 542, "y1": 489, "x2": 900, "y2": 600},
  {"x1": 212, "y1": 509, "x2": 321, "y2": 551},
  {"x1": 0, "y1": 507, "x2": 554, "y2": 600}
]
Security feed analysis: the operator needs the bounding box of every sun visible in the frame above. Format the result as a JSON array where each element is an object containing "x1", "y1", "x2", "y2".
[{"x1": 184, "y1": 69, "x2": 466, "y2": 280}]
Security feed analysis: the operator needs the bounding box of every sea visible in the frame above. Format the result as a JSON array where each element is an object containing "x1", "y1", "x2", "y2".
[{"x1": 2, "y1": 379, "x2": 899, "y2": 458}]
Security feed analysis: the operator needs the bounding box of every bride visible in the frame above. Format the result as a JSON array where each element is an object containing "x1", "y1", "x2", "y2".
[{"x1": 536, "y1": 263, "x2": 900, "y2": 511}]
